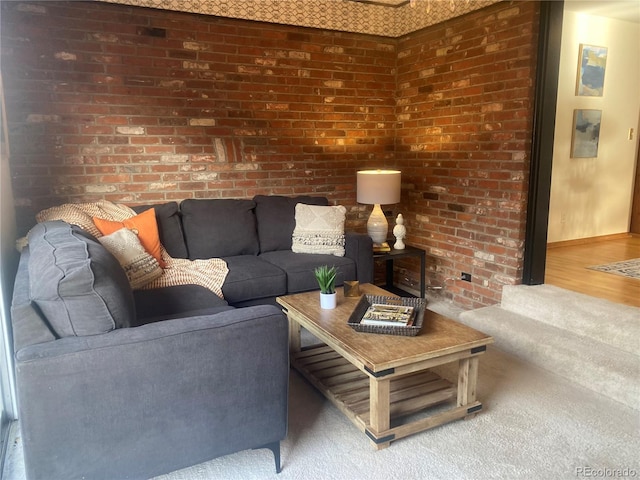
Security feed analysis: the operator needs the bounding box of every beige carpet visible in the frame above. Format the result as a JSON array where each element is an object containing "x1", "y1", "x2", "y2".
[
  {"x1": 3, "y1": 297, "x2": 639, "y2": 479},
  {"x1": 459, "y1": 284, "x2": 640, "y2": 410},
  {"x1": 163, "y1": 348, "x2": 640, "y2": 479},
  {"x1": 5, "y1": 344, "x2": 637, "y2": 480}
]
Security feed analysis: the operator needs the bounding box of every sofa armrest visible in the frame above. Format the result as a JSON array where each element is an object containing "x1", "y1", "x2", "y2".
[
  {"x1": 15, "y1": 305, "x2": 289, "y2": 480},
  {"x1": 345, "y1": 232, "x2": 373, "y2": 283}
]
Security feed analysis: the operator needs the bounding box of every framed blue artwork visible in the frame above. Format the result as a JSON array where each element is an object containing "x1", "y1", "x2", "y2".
[
  {"x1": 576, "y1": 44, "x2": 607, "y2": 96},
  {"x1": 571, "y1": 109, "x2": 602, "y2": 158}
]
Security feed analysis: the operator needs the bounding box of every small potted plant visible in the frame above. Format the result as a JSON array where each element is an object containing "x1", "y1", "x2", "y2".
[{"x1": 314, "y1": 265, "x2": 338, "y2": 309}]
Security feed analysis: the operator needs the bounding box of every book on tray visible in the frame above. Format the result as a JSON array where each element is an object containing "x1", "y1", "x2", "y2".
[
  {"x1": 372, "y1": 242, "x2": 391, "y2": 252},
  {"x1": 360, "y1": 303, "x2": 416, "y2": 327}
]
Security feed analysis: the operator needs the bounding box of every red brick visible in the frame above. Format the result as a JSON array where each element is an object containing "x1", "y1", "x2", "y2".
[{"x1": 1, "y1": 0, "x2": 538, "y2": 308}]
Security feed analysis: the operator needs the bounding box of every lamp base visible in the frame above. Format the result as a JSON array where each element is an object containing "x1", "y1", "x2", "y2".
[{"x1": 367, "y1": 204, "x2": 388, "y2": 244}]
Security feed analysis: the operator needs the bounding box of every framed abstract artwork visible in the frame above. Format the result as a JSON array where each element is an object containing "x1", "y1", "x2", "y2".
[
  {"x1": 571, "y1": 109, "x2": 602, "y2": 158},
  {"x1": 576, "y1": 44, "x2": 607, "y2": 96}
]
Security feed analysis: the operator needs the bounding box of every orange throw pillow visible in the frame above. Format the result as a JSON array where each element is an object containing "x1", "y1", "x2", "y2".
[{"x1": 93, "y1": 209, "x2": 165, "y2": 268}]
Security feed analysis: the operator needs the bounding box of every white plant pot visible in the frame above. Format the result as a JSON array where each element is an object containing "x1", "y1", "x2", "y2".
[{"x1": 320, "y1": 292, "x2": 337, "y2": 309}]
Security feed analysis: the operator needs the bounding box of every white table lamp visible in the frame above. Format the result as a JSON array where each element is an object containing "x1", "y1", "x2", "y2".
[{"x1": 357, "y1": 170, "x2": 401, "y2": 245}]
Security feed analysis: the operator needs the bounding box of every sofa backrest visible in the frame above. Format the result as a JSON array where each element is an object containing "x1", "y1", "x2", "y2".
[
  {"x1": 11, "y1": 248, "x2": 57, "y2": 350},
  {"x1": 180, "y1": 199, "x2": 260, "y2": 259},
  {"x1": 253, "y1": 195, "x2": 329, "y2": 253},
  {"x1": 134, "y1": 195, "x2": 330, "y2": 259},
  {"x1": 132, "y1": 202, "x2": 188, "y2": 259},
  {"x1": 26, "y1": 221, "x2": 135, "y2": 338}
]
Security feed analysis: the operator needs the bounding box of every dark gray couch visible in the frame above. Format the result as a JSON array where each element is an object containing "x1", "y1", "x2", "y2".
[
  {"x1": 132, "y1": 195, "x2": 373, "y2": 312},
  {"x1": 11, "y1": 195, "x2": 372, "y2": 479},
  {"x1": 11, "y1": 221, "x2": 289, "y2": 480}
]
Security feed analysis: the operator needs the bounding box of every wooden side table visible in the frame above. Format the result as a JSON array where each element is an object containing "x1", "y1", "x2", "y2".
[{"x1": 373, "y1": 245, "x2": 426, "y2": 298}]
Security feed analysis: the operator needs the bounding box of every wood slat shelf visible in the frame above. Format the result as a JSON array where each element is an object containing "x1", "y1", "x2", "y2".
[{"x1": 292, "y1": 345, "x2": 456, "y2": 434}]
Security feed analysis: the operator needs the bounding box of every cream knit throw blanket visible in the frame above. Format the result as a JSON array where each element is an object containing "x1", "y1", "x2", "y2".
[{"x1": 35, "y1": 200, "x2": 229, "y2": 298}]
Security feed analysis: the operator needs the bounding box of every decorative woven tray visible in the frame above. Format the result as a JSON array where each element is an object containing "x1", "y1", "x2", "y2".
[{"x1": 347, "y1": 295, "x2": 427, "y2": 336}]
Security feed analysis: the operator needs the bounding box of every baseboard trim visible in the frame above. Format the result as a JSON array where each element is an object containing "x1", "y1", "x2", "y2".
[{"x1": 547, "y1": 232, "x2": 632, "y2": 249}]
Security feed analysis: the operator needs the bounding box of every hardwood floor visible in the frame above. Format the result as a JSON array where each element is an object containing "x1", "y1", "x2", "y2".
[{"x1": 544, "y1": 234, "x2": 640, "y2": 308}]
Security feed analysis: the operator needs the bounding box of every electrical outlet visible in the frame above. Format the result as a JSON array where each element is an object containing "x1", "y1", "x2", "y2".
[{"x1": 461, "y1": 272, "x2": 472, "y2": 282}]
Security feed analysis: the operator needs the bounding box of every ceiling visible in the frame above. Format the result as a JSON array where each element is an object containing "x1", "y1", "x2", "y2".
[
  {"x1": 345, "y1": 0, "x2": 640, "y2": 25},
  {"x1": 102, "y1": 0, "x2": 639, "y2": 36},
  {"x1": 342, "y1": 0, "x2": 640, "y2": 24},
  {"x1": 101, "y1": 0, "x2": 501, "y2": 37},
  {"x1": 348, "y1": 0, "x2": 409, "y2": 6},
  {"x1": 564, "y1": 0, "x2": 640, "y2": 24}
]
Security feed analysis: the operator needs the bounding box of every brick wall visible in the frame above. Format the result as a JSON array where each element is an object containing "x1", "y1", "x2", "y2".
[
  {"x1": 1, "y1": 1, "x2": 540, "y2": 308},
  {"x1": 395, "y1": 2, "x2": 539, "y2": 307},
  {"x1": 0, "y1": 1, "x2": 396, "y2": 225}
]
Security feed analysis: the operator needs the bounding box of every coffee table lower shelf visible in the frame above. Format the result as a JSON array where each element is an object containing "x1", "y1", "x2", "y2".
[{"x1": 292, "y1": 344, "x2": 481, "y2": 448}]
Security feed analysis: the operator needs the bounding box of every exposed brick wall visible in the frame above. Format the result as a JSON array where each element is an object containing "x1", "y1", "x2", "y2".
[
  {"x1": 1, "y1": 1, "x2": 540, "y2": 308},
  {"x1": 394, "y1": 2, "x2": 539, "y2": 308},
  {"x1": 0, "y1": 1, "x2": 396, "y2": 227}
]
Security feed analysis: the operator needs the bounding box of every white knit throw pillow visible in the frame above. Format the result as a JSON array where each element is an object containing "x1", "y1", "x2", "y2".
[
  {"x1": 98, "y1": 228, "x2": 163, "y2": 289},
  {"x1": 292, "y1": 204, "x2": 346, "y2": 256}
]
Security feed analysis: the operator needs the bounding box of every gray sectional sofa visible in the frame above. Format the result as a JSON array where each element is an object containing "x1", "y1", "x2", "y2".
[
  {"x1": 10, "y1": 195, "x2": 373, "y2": 480},
  {"x1": 132, "y1": 194, "x2": 373, "y2": 314}
]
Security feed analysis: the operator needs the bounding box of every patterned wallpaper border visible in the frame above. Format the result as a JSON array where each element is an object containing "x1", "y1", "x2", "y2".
[{"x1": 99, "y1": 0, "x2": 502, "y2": 37}]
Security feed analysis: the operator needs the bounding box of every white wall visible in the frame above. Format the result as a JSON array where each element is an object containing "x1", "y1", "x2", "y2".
[{"x1": 548, "y1": 11, "x2": 640, "y2": 243}]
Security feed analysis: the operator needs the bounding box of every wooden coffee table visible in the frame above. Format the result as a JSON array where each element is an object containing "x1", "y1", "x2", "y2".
[{"x1": 277, "y1": 283, "x2": 493, "y2": 449}]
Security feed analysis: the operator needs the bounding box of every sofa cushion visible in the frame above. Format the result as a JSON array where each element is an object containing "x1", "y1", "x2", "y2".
[
  {"x1": 181, "y1": 199, "x2": 259, "y2": 259},
  {"x1": 259, "y1": 250, "x2": 356, "y2": 294},
  {"x1": 292, "y1": 204, "x2": 346, "y2": 256},
  {"x1": 98, "y1": 228, "x2": 163, "y2": 290},
  {"x1": 133, "y1": 285, "x2": 229, "y2": 321},
  {"x1": 221, "y1": 255, "x2": 287, "y2": 305},
  {"x1": 133, "y1": 305, "x2": 236, "y2": 326},
  {"x1": 28, "y1": 221, "x2": 134, "y2": 337},
  {"x1": 132, "y1": 202, "x2": 188, "y2": 259},
  {"x1": 253, "y1": 195, "x2": 329, "y2": 253},
  {"x1": 93, "y1": 208, "x2": 165, "y2": 267}
]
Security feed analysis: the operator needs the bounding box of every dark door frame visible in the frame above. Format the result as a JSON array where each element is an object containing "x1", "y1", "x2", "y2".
[{"x1": 523, "y1": 0, "x2": 564, "y2": 284}]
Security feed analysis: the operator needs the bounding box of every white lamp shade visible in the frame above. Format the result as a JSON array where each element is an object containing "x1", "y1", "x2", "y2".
[
  {"x1": 356, "y1": 170, "x2": 401, "y2": 205},
  {"x1": 357, "y1": 170, "x2": 401, "y2": 245}
]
